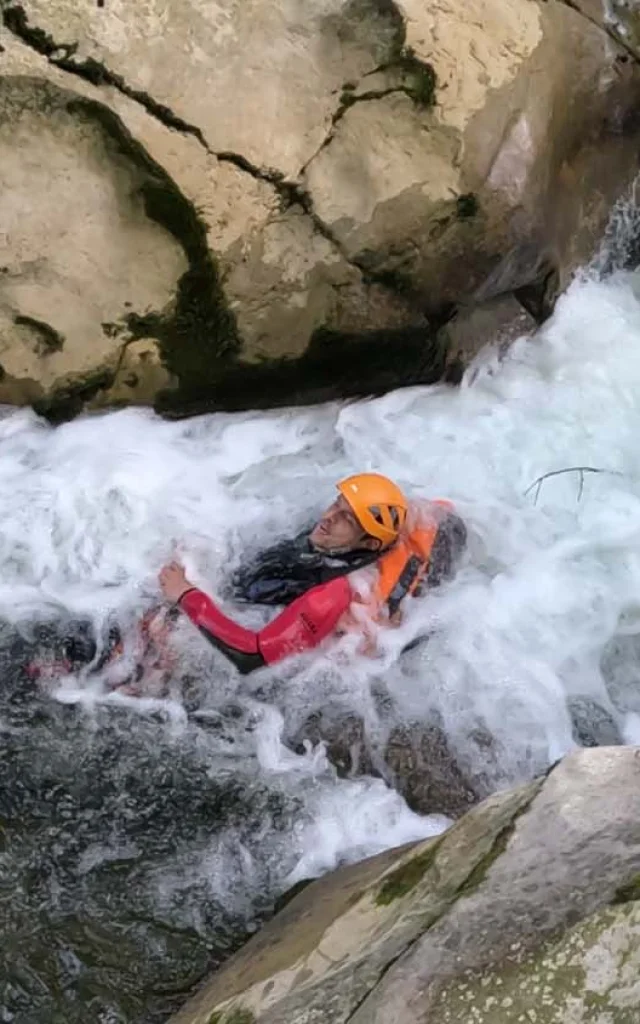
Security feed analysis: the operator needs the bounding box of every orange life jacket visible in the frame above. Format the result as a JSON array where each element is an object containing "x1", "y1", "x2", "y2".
[
  {"x1": 373, "y1": 499, "x2": 454, "y2": 619},
  {"x1": 345, "y1": 499, "x2": 455, "y2": 637}
]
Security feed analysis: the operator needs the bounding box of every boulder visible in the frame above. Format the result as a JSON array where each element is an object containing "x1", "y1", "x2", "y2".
[
  {"x1": 291, "y1": 707, "x2": 479, "y2": 819},
  {"x1": 429, "y1": 899, "x2": 640, "y2": 1023},
  {"x1": 291, "y1": 705, "x2": 375, "y2": 779},
  {"x1": 383, "y1": 720, "x2": 478, "y2": 818},
  {"x1": 2, "y1": 1, "x2": 640, "y2": 417},
  {"x1": 168, "y1": 747, "x2": 640, "y2": 1024}
]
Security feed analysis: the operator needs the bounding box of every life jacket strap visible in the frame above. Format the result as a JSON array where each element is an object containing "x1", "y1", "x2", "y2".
[{"x1": 386, "y1": 553, "x2": 425, "y2": 617}]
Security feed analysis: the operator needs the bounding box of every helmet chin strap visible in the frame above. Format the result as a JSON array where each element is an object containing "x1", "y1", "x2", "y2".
[{"x1": 311, "y1": 532, "x2": 377, "y2": 557}]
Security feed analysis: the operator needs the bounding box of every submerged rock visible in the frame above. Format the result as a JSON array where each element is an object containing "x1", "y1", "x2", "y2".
[
  {"x1": 168, "y1": 747, "x2": 640, "y2": 1024},
  {"x1": 292, "y1": 706, "x2": 478, "y2": 819},
  {"x1": 291, "y1": 705, "x2": 375, "y2": 779},
  {"x1": 601, "y1": 631, "x2": 640, "y2": 715},
  {"x1": 2, "y1": 0, "x2": 640, "y2": 417},
  {"x1": 383, "y1": 721, "x2": 478, "y2": 818},
  {"x1": 568, "y1": 694, "x2": 623, "y2": 748}
]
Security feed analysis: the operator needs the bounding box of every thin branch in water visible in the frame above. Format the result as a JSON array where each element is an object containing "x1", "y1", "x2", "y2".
[{"x1": 524, "y1": 466, "x2": 624, "y2": 505}]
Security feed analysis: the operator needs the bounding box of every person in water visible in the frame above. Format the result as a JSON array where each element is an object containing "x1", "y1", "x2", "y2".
[{"x1": 158, "y1": 473, "x2": 466, "y2": 675}]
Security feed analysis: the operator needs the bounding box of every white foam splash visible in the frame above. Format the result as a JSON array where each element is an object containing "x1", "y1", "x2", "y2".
[{"x1": 4, "y1": 266, "x2": 640, "y2": 878}]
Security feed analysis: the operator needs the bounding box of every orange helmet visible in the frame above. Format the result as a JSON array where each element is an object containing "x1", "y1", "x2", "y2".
[{"x1": 337, "y1": 473, "x2": 408, "y2": 547}]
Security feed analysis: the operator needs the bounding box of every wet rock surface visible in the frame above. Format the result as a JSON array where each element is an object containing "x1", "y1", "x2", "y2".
[
  {"x1": 292, "y1": 705, "x2": 479, "y2": 819},
  {"x1": 169, "y1": 747, "x2": 640, "y2": 1024},
  {"x1": 568, "y1": 694, "x2": 623, "y2": 748},
  {"x1": 383, "y1": 721, "x2": 478, "y2": 818}
]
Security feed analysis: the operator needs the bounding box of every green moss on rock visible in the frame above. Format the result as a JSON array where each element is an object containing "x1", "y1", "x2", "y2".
[
  {"x1": 32, "y1": 367, "x2": 114, "y2": 424},
  {"x1": 395, "y1": 46, "x2": 436, "y2": 107},
  {"x1": 454, "y1": 822, "x2": 515, "y2": 900},
  {"x1": 207, "y1": 1008, "x2": 255, "y2": 1024},
  {"x1": 376, "y1": 837, "x2": 443, "y2": 905}
]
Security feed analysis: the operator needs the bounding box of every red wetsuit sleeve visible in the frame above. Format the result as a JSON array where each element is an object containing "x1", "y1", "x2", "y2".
[
  {"x1": 258, "y1": 576, "x2": 351, "y2": 664},
  {"x1": 178, "y1": 576, "x2": 351, "y2": 672},
  {"x1": 179, "y1": 588, "x2": 260, "y2": 655}
]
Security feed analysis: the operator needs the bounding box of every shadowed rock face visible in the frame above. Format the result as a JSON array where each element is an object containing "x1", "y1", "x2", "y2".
[
  {"x1": 2, "y1": 0, "x2": 640, "y2": 418},
  {"x1": 168, "y1": 747, "x2": 640, "y2": 1024},
  {"x1": 568, "y1": 0, "x2": 640, "y2": 61}
]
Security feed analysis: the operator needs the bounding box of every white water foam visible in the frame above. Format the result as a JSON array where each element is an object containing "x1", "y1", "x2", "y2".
[{"x1": 4, "y1": 266, "x2": 640, "y2": 883}]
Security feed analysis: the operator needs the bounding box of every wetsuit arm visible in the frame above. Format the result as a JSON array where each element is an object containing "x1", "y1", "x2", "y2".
[{"x1": 178, "y1": 576, "x2": 351, "y2": 675}]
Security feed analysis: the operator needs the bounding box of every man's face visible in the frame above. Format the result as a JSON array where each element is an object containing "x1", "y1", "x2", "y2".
[{"x1": 309, "y1": 494, "x2": 378, "y2": 553}]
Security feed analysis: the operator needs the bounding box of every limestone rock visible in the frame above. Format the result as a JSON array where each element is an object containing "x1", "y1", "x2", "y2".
[
  {"x1": 2, "y1": 0, "x2": 640, "y2": 417},
  {"x1": 168, "y1": 747, "x2": 640, "y2": 1024},
  {"x1": 440, "y1": 294, "x2": 538, "y2": 382},
  {"x1": 304, "y1": 0, "x2": 640, "y2": 314},
  {"x1": 0, "y1": 74, "x2": 186, "y2": 418}
]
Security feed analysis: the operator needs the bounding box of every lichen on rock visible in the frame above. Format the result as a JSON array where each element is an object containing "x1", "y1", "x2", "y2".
[{"x1": 168, "y1": 748, "x2": 640, "y2": 1024}]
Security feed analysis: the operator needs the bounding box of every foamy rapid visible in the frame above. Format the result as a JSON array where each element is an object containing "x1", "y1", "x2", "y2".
[
  {"x1": 6, "y1": 228, "x2": 640, "y2": 1019},
  {"x1": 3, "y1": 270, "x2": 638, "y2": 782},
  {"x1": 5, "y1": 261, "x2": 640, "y2": 967}
]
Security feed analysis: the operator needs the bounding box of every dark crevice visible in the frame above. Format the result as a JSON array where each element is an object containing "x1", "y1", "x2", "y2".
[
  {"x1": 303, "y1": 85, "x2": 429, "y2": 171},
  {"x1": 514, "y1": 262, "x2": 560, "y2": 324},
  {"x1": 2, "y1": 4, "x2": 209, "y2": 144},
  {"x1": 155, "y1": 322, "x2": 445, "y2": 419},
  {"x1": 344, "y1": 946, "x2": 410, "y2": 1023},
  {"x1": 302, "y1": 46, "x2": 436, "y2": 173},
  {"x1": 215, "y1": 151, "x2": 312, "y2": 215},
  {"x1": 13, "y1": 315, "x2": 64, "y2": 354},
  {"x1": 217, "y1": 149, "x2": 376, "y2": 278}
]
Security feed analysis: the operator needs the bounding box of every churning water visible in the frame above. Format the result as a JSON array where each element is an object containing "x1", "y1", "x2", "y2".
[{"x1": 5, "y1": 218, "x2": 640, "y2": 1020}]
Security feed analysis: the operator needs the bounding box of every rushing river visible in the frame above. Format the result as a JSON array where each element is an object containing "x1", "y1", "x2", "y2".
[{"x1": 4, "y1": 208, "x2": 640, "y2": 1021}]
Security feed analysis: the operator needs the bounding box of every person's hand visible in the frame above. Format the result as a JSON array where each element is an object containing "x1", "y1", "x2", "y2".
[{"x1": 159, "y1": 561, "x2": 193, "y2": 603}]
